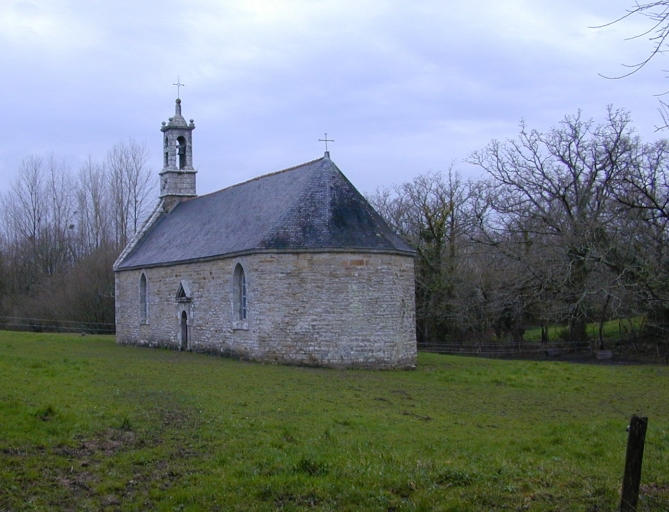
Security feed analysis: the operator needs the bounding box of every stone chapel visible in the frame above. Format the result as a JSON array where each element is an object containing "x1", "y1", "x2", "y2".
[{"x1": 113, "y1": 98, "x2": 417, "y2": 368}]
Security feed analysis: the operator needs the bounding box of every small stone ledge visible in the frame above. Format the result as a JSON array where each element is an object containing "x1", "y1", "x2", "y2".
[{"x1": 232, "y1": 320, "x2": 248, "y2": 331}]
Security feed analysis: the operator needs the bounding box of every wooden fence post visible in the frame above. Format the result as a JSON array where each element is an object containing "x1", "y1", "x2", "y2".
[{"x1": 620, "y1": 415, "x2": 648, "y2": 512}]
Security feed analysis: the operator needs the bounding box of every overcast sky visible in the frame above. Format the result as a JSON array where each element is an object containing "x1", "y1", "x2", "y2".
[{"x1": 1, "y1": 0, "x2": 666, "y2": 197}]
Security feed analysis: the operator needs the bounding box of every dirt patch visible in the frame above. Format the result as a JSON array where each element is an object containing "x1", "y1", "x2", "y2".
[
  {"x1": 641, "y1": 482, "x2": 669, "y2": 500},
  {"x1": 56, "y1": 428, "x2": 140, "y2": 459},
  {"x1": 391, "y1": 389, "x2": 413, "y2": 400},
  {"x1": 43, "y1": 424, "x2": 197, "y2": 510},
  {"x1": 56, "y1": 472, "x2": 94, "y2": 495},
  {"x1": 401, "y1": 411, "x2": 432, "y2": 421}
]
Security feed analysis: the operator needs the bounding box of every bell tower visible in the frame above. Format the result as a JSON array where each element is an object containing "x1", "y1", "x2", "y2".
[{"x1": 159, "y1": 98, "x2": 196, "y2": 212}]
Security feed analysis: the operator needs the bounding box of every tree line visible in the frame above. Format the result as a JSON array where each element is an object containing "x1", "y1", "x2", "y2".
[
  {"x1": 1, "y1": 108, "x2": 666, "y2": 349},
  {"x1": 0, "y1": 140, "x2": 154, "y2": 330},
  {"x1": 371, "y1": 108, "x2": 668, "y2": 348}
]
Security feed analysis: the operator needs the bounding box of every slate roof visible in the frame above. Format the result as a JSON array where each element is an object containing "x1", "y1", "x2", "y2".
[{"x1": 115, "y1": 156, "x2": 414, "y2": 270}]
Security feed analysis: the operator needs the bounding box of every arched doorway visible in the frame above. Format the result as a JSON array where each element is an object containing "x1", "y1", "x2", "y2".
[{"x1": 180, "y1": 311, "x2": 188, "y2": 350}]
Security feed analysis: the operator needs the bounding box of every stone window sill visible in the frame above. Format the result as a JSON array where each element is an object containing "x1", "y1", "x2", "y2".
[{"x1": 232, "y1": 320, "x2": 248, "y2": 331}]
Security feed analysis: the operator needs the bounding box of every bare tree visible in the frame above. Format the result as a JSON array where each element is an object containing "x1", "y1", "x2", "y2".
[
  {"x1": 370, "y1": 168, "x2": 480, "y2": 342},
  {"x1": 106, "y1": 139, "x2": 154, "y2": 249},
  {"x1": 611, "y1": 138, "x2": 669, "y2": 337},
  {"x1": 3, "y1": 156, "x2": 45, "y2": 250},
  {"x1": 77, "y1": 156, "x2": 111, "y2": 253},
  {"x1": 42, "y1": 155, "x2": 75, "y2": 275},
  {"x1": 598, "y1": 1, "x2": 669, "y2": 128},
  {"x1": 470, "y1": 108, "x2": 638, "y2": 342},
  {"x1": 373, "y1": 109, "x2": 664, "y2": 350},
  {"x1": 1, "y1": 155, "x2": 74, "y2": 294},
  {"x1": 1, "y1": 156, "x2": 46, "y2": 294},
  {"x1": 0, "y1": 141, "x2": 153, "y2": 327},
  {"x1": 614, "y1": 139, "x2": 669, "y2": 219}
]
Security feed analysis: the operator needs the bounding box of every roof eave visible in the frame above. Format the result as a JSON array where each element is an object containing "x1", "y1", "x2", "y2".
[{"x1": 114, "y1": 246, "x2": 416, "y2": 272}]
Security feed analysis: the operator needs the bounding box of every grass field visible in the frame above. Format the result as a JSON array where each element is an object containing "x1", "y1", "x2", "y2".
[{"x1": 1, "y1": 331, "x2": 668, "y2": 511}]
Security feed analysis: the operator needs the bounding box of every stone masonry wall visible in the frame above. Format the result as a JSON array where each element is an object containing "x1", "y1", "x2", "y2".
[
  {"x1": 159, "y1": 170, "x2": 196, "y2": 197},
  {"x1": 115, "y1": 252, "x2": 416, "y2": 368}
]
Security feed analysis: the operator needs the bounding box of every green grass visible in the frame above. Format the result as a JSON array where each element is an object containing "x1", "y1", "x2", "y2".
[
  {"x1": 524, "y1": 317, "x2": 645, "y2": 343},
  {"x1": 1, "y1": 331, "x2": 668, "y2": 511}
]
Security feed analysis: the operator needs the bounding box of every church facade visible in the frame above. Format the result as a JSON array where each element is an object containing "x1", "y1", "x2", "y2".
[{"x1": 113, "y1": 99, "x2": 416, "y2": 368}]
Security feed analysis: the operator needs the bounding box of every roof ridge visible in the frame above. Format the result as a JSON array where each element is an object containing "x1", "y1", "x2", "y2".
[{"x1": 195, "y1": 156, "x2": 327, "y2": 200}]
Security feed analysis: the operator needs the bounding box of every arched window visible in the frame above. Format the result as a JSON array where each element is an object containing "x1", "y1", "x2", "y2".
[
  {"x1": 180, "y1": 311, "x2": 188, "y2": 350},
  {"x1": 139, "y1": 273, "x2": 148, "y2": 323},
  {"x1": 233, "y1": 264, "x2": 247, "y2": 321},
  {"x1": 177, "y1": 136, "x2": 186, "y2": 169}
]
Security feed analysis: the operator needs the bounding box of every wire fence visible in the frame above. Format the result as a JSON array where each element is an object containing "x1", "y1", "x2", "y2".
[
  {"x1": 0, "y1": 315, "x2": 115, "y2": 335},
  {"x1": 417, "y1": 341, "x2": 592, "y2": 357}
]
